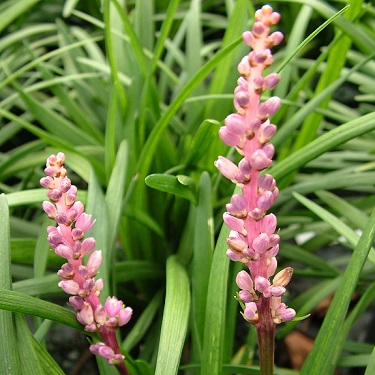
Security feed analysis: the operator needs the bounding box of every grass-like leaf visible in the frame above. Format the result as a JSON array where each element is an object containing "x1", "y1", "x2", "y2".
[{"x1": 154, "y1": 255, "x2": 190, "y2": 375}]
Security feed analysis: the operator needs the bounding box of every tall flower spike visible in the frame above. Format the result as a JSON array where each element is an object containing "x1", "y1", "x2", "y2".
[
  {"x1": 215, "y1": 5, "x2": 295, "y2": 375},
  {"x1": 41, "y1": 153, "x2": 132, "y2": 375}
]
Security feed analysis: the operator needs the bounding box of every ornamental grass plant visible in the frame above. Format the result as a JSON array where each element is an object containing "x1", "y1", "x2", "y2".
[{"x1": 1, "y1": 1, "x2": 375, "y2": 375}]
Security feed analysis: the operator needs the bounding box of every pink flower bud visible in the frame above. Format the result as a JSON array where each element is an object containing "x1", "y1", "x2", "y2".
[
  {"x1": 55, "y1": 244, "x2": 74, "y2": 259},
  {"x1": 94, "y1": 305, "x2": 106, "y2": 326},
  {"x1": 226, "y1": 249, "x2": 242, "y2": 262},
  {"x1": 58, "y1": 279, "x2": 80, "y2": 295},
  {"x1": 263, "y1": 73, "x2": 280, "y2": 90},
  {"x1": 105, "y1": 297, "x2": 123, "y2": 317},
  {"x1": 250, "y1": 149, "x2": 272, "y2": 170},
  {"x1": 252, "y1": 233, "x2": 269, "y2": 254},
  {"x1": 69, "y1": 296, "x2": 85, "y2": 310},
  {"x1": 87, "y1": 250, "x2": 102, "y2": 272},
  {"x1": 238, "y1": 56, "x2": 251, "y2": 76},
  {"x1": 258, "y1": 174, "x2": 276, "y2": 191},
  {"x1": 47, "y1": 188, "x2": 62, "y2": 202},
  {"x1": 81, "y1": 237, "x2": 96, "y2": 256},
  {"x1": 55, "y1": 212, "x2": 69, "y2": 225},
  {"x1": 225, "y1": 113, "x2": 247, "y2": 135},
  {"x1": 252, "y1": 21, "x2": 266, "y2": 37},
  {"x1": 42, "y1": 201, "x2": 57, "y2": 219},
  {"x1": 242, "y1": 31, "x2": 254, "y2": 47},
  {"x1": 243, "y1": 302, "x2": 258, "y2": 321},
  {"x1": 239, "y1": 290, "x2": 253, "y2": 303},
  {"x1": 262, "y1": 143, "x2": 275, "y2": 159},
  {"x1": 40, "y1": 176, "x2": 54, "y2": 189},
  {"x1": 259, "y1": 122, "x2": 277, "y2": 144},
  {"x1": 223, "y1": 213, "x2": 247, "y2": 235},
  {"x1": 268, "y1": 31, "x2": 284, "y2": 46},
  {"x1": 257, "y1": 190, "x2": 277, "y2": 210},
  {"x1": 258, "y1": 96, "x2": 281, "y2": 118},
  {"x1": 236, "y1": 270, "x2": 253, "y2": 290},
  {"x1": 234, "y1": 89, "x2": 249, "y2": 107},
  {"x1": 270, "y1": 286, "x2": 286, "y2": 297},
  {"x1": 226, "y1": 231, "x2": 248, "y2": 252},
  {"x1": 219, "y1": 127, "x2": 242, "y2": 147},
  {"x1": 118, "y1": 306, "x2": 133, "y2": 326},
  {"x1": 214, "y1": 156, "x2": 239, "y2": 181},
  {"x1": 60, "y1": 177, "x2": 71, "y2": 193},
  {"x1": 260, "y1": 214, "x2": 277, "y2": 235},
  {"x1": 76, "y1": 213, "x2": 95, "y2": 232},
  {"x1": 267, "y1": 257, "x2": 278, "y2": 277},
  {"x1": 254, "y1": 276, "x2": 270, "y2": 293},
  {"x1": 281, "y1": 308, "x2": 296, "y2": 321},
  {"x1": 65, "y1": 185, "x2": 78, "y2": 206}
]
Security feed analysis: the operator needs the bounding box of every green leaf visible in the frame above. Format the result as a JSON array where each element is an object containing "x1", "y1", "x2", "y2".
[
  {"x1": 145, "y1": 173, "x2": 197, "y2": 204},
  {"x1": 293, "y1": 192, "x2": 375, "y2": 265},
  {"x1": 0, "y1": 0, "x2": 40, "y2": 33},
  {"x1": 0, "y1": 194, "x2": 22, "y2": 374},
  {"x1": 201, "y1": 220, "x2": 231, "y2": 375},
  {"x1": 191, "y1": 172, "x2": 214, "y2": 358},
  {"x1": 154, "y1": 256, "x2": 190, "y2": 375},
  {"x1": 365, "y1": 348, "x2": 375, "y2": 375},
  {"x1": 0, "y1": 289, "x2": 84, "y2": 332},
  {"x1": 300, "y1": 201, "x2": 375, "y2": 374},
  {"x1": 184, "y1": 119, "x2": 221, "y2": 167},
  {"x1": 271, "y1": 112, "x2": 375, "y2": 181}
]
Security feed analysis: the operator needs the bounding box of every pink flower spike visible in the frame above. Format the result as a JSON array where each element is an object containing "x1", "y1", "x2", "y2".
[{"x1": 118, "y1": 306, "x2": 133, "y2": 326}]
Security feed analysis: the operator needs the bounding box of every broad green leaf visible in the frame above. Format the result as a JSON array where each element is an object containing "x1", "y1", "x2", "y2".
[
  {"x1": 145, "y1": 173, "x2": 197, "y2": 204},
  {"x1": 154, "y1": 256, "x2": 190, "y2": 375}
]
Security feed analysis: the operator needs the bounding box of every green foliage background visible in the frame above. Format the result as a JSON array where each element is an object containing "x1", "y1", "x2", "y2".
[{"x1": 1, "y1": 0, "x2": 375, "y2": 374}]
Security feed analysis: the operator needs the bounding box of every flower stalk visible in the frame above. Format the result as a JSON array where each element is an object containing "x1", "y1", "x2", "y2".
[
  {"x1": 215, "y1": 5, "x2": 295, "y2": 375},
  {"x1": 40, "y1": 152, "x2": 132, "y2": 375}
]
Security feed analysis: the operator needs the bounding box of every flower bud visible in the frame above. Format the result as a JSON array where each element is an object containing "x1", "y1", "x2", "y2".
[{"x1": 273, "y1": 267, "x2": 293, "y2": 287}]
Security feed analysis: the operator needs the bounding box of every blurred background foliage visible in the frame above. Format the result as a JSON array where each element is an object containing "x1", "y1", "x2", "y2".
[{"x1": 1, "y1": 0, "x2": 375, "y2": 374}]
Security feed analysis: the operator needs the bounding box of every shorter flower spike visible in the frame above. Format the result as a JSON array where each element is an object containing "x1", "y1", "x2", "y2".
[{"x1": 41, "y1": 153, "x2": 132, "y2": 374}]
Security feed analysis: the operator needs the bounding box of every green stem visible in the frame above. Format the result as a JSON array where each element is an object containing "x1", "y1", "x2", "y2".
[{"x1": 256, "y1": 297, "x2": 275, "y2": 375}]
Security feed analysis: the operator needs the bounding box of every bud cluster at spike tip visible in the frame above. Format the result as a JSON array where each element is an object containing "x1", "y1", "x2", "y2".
[
  {"x1": 40, "y1": 152, "x2": 132, "y2": 366},
  {"x1": 214, "y1": 5, "x2": 295, "y2": 325}
]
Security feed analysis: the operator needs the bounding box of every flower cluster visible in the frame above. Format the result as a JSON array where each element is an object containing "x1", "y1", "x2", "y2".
[
  {"x1": 214, "y1": 5, "x2": 295, "y2": 325},
  {"x1": 40, "y1": 152, "x2": 132, "y2": 370}
]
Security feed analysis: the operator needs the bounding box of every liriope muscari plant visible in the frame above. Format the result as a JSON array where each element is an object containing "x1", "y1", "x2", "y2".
[
  {"x1": 214, "y1": 5, "x2": 296, "y2": 374},
  {"x1": 40, "y1": 152, "x2": 132, "y2": 375}
]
